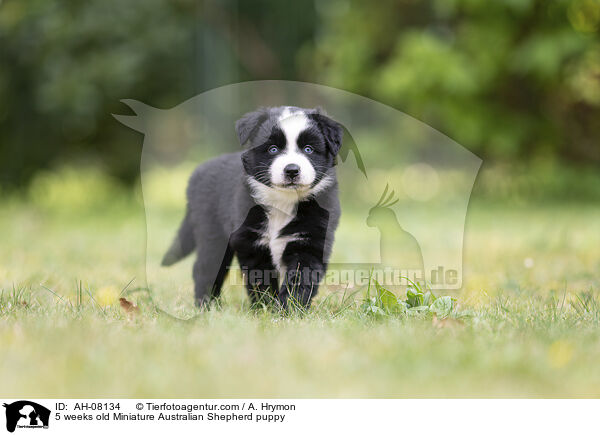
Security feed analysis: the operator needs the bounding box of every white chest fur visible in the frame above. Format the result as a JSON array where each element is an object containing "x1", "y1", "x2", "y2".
[
  {"x1": 261, "y1": 204, "x2": 297, "y2": 273},
  {"x1": 247, "y1": 178, "x2": 303, "y2": 274}
]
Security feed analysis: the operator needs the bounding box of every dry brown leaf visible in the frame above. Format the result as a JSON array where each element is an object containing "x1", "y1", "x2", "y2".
[
  {"x1": 119, "y1": 297, "x2": 139, "y2": 314},
  {"x1": 432, "y1": 313, "x2": 464, "y2": 330}
]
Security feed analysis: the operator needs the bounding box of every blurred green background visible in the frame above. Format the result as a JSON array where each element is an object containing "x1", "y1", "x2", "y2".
[{"x1": 1, "y1": 0, "x2": 600, "y2": 191}]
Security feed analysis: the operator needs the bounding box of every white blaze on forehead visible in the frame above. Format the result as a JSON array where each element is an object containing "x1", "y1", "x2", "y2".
[
  {"x1": 271, "y1": 109, "x2": 316, "y2": 187},
  {"x1": 278, "y1": 108, "x2": 309, "y2": 145}
]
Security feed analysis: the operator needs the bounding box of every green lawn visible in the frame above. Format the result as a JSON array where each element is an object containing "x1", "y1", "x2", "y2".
[{"x1": 1, "y1": 167, "x2": 600, "y2": 398}]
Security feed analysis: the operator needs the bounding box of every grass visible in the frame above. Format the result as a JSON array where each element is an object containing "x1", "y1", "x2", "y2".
[{"x1": 1, "y1": 165, "x2": 600, "y2": 397}]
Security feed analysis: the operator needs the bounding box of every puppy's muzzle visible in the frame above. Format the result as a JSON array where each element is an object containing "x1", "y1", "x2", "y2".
[{"x1": 284, "y1": 163, "x2": 300, "y2": 183}]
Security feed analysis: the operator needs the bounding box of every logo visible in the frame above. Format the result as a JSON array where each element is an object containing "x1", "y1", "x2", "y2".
[
  {"x1": 3, "y1": 401, "x2": 50, "y2": 433},
  {"x1": 115, "y1": 81, "x2": 481, "y2": 293}
]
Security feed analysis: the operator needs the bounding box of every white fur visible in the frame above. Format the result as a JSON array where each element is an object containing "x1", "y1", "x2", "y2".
[
  {"x1": 309, "y1": 173, "x2": 335, "y2": 197},
  {"x1": 247, "y1": 177, "x2": 301, "y2": 273},
  {"x1": 247, "y1": 177, "x2": 309, "y2": 209},
  {"x1": 270, "y1": 110, "x2": 316, "y2": 187}
]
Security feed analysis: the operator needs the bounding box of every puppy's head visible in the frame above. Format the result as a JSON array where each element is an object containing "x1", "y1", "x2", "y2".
[{"x1": 237, "y1": 106, "x2": 343, "y2": 194}]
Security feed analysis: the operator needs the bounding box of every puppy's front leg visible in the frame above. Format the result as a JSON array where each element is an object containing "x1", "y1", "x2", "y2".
[{"x1": 279, "y1": 245, "x2": 326, "y2": 309}]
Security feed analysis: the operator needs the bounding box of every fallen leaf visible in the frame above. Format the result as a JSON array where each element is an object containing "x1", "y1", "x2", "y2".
[{"x1": 119, "y1": 297, "x2": 139, "y2": 314}]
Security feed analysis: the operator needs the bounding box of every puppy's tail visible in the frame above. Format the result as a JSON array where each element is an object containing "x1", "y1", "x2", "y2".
[{"x1": 161, "y1": 211, "x2": 195, "y2": 266}]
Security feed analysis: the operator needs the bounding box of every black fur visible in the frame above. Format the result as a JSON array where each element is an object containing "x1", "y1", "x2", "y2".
[
  {"x1": 229, "y1": 205, "x2": 279, "y2": 304},
  {"x1": 279, "y1": 199, "x2": 330, "y2": 306}
]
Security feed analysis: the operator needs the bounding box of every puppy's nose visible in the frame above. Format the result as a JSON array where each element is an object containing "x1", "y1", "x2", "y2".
[{"x1": 284, "y1": 163, "x2": 300, "y2": 178}]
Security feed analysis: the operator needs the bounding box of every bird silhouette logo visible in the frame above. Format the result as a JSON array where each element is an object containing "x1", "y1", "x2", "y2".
[{"x1": 367, "y1": 184, "x2": 425, "y2": 285}]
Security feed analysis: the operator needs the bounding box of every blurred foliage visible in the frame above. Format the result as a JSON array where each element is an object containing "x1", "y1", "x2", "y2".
[
  {"x1": 1, "y1": 0, "x2": 599, "y2": 189},
  {"x1": 0, "y1": 0, "x2": 316, "y2": 188},
  {"x1": 307, "y1": 0, "x2": 600, "y2": 165}
]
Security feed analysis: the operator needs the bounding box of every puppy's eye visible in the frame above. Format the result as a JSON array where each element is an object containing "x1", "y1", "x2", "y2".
[
  {"x1": 268, "y1": 145, "x2": 279, "y2": 154},
  {"x1": 303, "y1": 145, "x2": 314, "y2": 154}
]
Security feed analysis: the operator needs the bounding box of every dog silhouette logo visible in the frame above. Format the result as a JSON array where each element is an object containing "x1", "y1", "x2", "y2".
[
  {"x1": 114, "y1": 80, "x2": 481, "y2": 293},
  {"x1": 3, "y1": 401, "x2": 50, "y2": 433}
]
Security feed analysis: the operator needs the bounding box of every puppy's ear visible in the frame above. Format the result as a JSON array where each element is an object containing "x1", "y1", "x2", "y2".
[
  {"x1": 235, "y1": 108, "x2": 269, "y2": 146},
  {"x1": 311, "y1": 113, "x2": 343, "y2": 156}
]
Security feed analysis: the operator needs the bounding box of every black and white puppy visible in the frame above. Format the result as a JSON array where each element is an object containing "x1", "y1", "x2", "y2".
[{"x1": 162, "y1": 106, "x2": 342, "y2": 308}]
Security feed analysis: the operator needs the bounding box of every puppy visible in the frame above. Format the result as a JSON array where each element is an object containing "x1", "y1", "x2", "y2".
[{"x1": 162, "y1": 106, "x2": 342, "y2": 308}]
